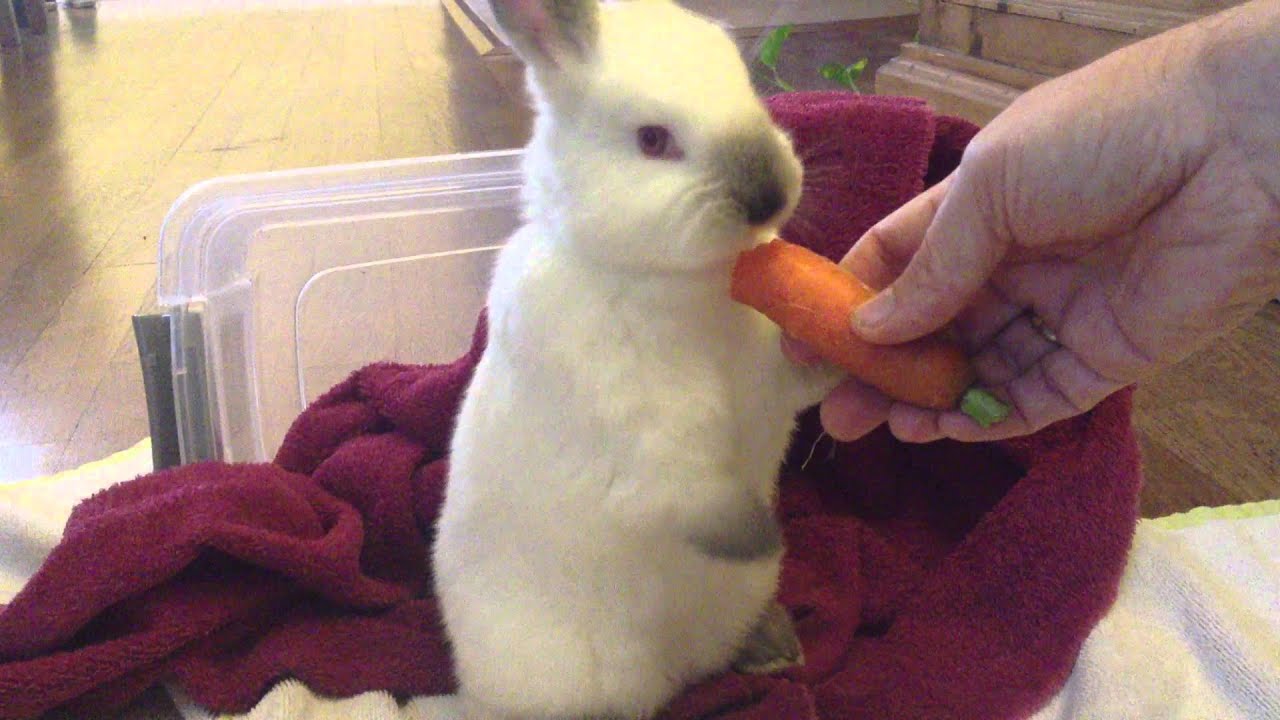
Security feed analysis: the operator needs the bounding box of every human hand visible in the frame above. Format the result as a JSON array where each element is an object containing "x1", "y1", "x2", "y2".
[{"x1": 809, "y1": 0, "x2": 1280, "y2": 443}]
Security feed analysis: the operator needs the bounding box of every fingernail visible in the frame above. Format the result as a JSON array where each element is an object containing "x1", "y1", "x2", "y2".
[{"x1": 854, "y1": 288, "x2": 895, "y2": 330}]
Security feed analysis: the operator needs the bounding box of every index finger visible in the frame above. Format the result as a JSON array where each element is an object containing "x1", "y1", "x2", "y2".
[
  {"x1": 852, "y1": 155, "x2": 1012, "y2": 345},
  {"x1": 840, "y1": 176, "x2": 951, "y2": 291}
]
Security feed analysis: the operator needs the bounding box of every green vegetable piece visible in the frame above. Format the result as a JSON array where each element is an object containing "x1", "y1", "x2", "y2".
[
  {"x1": 820, "y1": 58, "x2": 868, "y2": 92},
  {"x1": 842, "y1": 59, "x2": 868, "y2": 91},
  {"x1": 819, "y1": 62, "x2": 845, "y2": 82},
  {"x1": 960, "y1": 388, "x2": 1011, "y2": 428},
  {"x1": 759, "y1": 25, "x2": 792, "y2": 69}
]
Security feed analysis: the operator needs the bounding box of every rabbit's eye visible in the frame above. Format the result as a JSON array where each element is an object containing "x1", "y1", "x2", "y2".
[{"x1": 637, "y1": 125, "x2": 683, "y2": 160}]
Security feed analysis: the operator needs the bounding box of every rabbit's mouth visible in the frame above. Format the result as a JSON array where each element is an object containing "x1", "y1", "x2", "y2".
[{"x1": 722, "y1": 189, "x2": 802, "y2": 255}]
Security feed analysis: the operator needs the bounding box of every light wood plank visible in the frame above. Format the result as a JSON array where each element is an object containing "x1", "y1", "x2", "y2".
[
  {"x1": 0, "y1": 264, "x2": 154, "y2": 445},
  {"x1": 56, "y1": 356, "x2": 151, "y2": 472},
  {"x1": 874, "y1": 55, "x2": 1022, "y2": 125},
  {"x1": 1133, "y1": 304, "x2": 1280, "y2": 512},
  {"x1": 897, "y1": 42, "x2": 1053, "y2": 91},
  {"x1": 950, "y1": 0, "x2": 1202, "y2": 35}
]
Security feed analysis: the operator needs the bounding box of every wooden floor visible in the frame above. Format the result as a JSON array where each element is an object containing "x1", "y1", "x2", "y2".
[
  {"x1": 0, "y1": 0, "x2": 528, "y2": 482},
  {"x1": 1, "y1": 0, "x2": 1277, "y2": 522}
]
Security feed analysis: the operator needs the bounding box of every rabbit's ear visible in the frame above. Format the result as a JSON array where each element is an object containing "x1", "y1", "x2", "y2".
[{"x1": 492, "y1": 0, "x2": 599, "y2": 70}]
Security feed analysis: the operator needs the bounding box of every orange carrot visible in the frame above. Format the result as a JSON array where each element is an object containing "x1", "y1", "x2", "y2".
[{"x1": 731, "y1": 238, "x2": 979, "y2": 412}]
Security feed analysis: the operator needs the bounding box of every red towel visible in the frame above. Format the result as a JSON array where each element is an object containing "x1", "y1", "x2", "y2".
[{"x1": 0, "y1": 93, "x2": 1141, "y2": 720}]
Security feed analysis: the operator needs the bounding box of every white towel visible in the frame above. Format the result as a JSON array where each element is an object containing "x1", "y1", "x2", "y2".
[
  {"x1": 3, "y1": 445, "x2": 1278, "y2": 720},
  {"x1": 169, "y1": 681, "x2": 446, "y2": 720},
  {"x1": 0, "y1": 440, "x2": 154, "y2": 604},
  {"x1": 1030, "y1": 504, "x2": 1280, "y2": 720}
]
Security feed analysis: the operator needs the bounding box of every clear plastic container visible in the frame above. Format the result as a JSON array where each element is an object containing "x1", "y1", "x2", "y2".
[{"x1": 156, "y1": 150, "x2": 524, "y2": 464}]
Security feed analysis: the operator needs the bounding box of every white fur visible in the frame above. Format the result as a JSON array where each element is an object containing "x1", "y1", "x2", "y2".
[{"x1": 430, "y1": 2, "x2": 840, "y2": 718}]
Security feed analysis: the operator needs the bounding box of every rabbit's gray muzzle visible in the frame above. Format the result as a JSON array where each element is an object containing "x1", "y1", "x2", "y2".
[{"x1": 717, "y1": 131, "x2": 799, "y2": 228}]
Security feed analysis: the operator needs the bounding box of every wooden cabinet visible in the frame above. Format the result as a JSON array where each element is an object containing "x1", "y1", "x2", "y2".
[{"x1": 876, "y1": 0, "x2": 1242, "y2": 124}]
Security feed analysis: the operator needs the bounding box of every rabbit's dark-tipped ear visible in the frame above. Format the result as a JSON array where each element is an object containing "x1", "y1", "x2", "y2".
[{"x1": 492, "y1": 0, "x2": 599, "y2": 69}]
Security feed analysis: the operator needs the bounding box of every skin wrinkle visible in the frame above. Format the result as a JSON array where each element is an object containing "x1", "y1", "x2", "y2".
[
  {"x1": 958, "y1": 281, "x2": 1023, "y2": 352},
  {"x1": 1006, "y1": 366, "x2": 1056, "y2": 432},
  {"x1": 1038, "y1": 352, "x2": 1097, "y2": 418},
  {"x1": 899, "y1": 203, "x2": 975, "y2": 322},
  {"x1": 986, "y1": 338, "x2": 1021, "y2": 386},
  {"x1": 1126, "y1": 158, "x2": 1277, "y2": 334},
  {"x1": 1086, "y1": 282, "x2": 1161, "y2": 376},
  {"x1": 1006, "y1": 317, "x2": 1055, "y2": 372},
  {"x1": 1133, "y1": 43, "x2": 1208, "y2": 209},
  {"x1": 1194, "y1": 4, "x2": 1280, "y2": 217},
  {"x1": 860, "y1": 227, "x2": 901, "y2": 289},
  {"x1": 985, "y1": 133, "x2": 1022, "y2": 256},
  {"x1": 939, "y1": 151, "x2": 1014, "y2": 310}
]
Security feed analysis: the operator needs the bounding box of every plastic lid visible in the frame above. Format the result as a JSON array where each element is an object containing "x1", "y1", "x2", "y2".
[{"x1": 156, "y1": 150, "x2": 523, "y2": 463}]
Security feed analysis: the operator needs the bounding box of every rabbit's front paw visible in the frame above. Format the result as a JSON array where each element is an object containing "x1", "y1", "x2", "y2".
[
  {"x1": 685, "y1": 493, "x2": 782, "y2": 562},
  {"x1": 731, "y1": 601, "x2": 804, "y2": 675},
  {"x1": 791, "y1": 361, "x2": 847, "y2": 410}
]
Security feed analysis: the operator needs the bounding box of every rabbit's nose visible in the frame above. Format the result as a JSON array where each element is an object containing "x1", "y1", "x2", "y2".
[
  {"x1": 718, "y1": 131, "x2": 795, "y2": 228},
  {"x1": 742, "y1": 183, "x2": 785, "y2": 226}
]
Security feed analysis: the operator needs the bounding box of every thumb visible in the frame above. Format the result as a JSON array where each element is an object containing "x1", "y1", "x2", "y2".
[{"x1": 852, "y1": 160, "x2": 1011, "y2": 344}]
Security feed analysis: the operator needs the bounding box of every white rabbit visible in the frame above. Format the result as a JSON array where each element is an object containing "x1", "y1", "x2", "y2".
[{"x1": 429, "y1": 1, "x2": 842, "y2": 718}]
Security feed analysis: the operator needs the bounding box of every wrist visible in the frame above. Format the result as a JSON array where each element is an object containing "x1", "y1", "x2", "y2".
[{"x1": 1191, "y1": 0, "x2": 1280, "y2": 211}]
